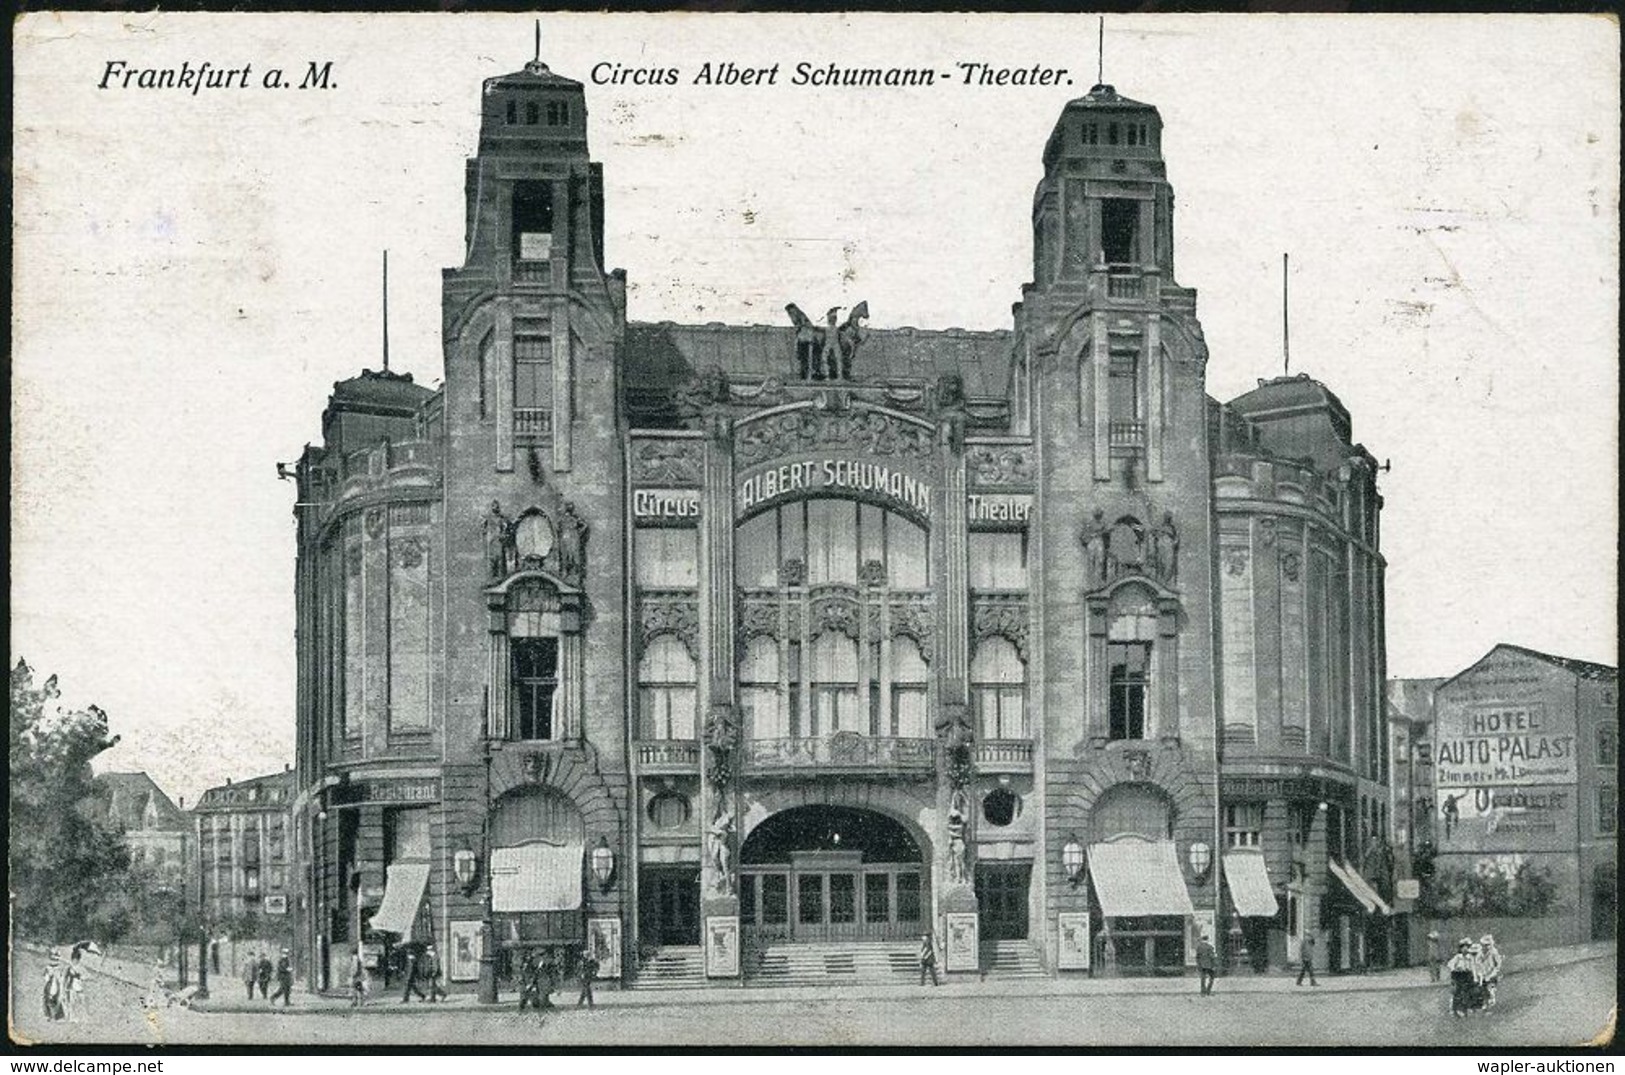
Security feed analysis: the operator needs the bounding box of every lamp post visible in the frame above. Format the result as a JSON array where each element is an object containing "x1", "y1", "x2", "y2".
[
  {"x1": 1062, "y1": 834, "x2": 1085, "y2": 888},
  {"x1": 477, "y1": 747, "x2": 498, "y2": 1005},
  {"x1": 590, "y1": 836, "x2": 615, "y2": 892}
]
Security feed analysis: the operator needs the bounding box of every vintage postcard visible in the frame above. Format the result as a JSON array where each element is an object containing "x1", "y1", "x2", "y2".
[{"x1": 9, "y1": 11, "x2": 1618, "y2": 1051}]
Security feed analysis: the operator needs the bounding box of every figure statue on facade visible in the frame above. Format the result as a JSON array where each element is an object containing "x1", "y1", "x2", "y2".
[
  {"x1": 708, "y1": 805, "x2": 736, "y2": 896},
  {"x1": 786, "y1": 301, "x2": 869, "y2": 381},
  {"x1": 704, "y1": 703, "x2": 739, "y2": 789},
  {"x1": 555, "y1": 503, "x2": 588, "y2": 581},
  {"x1": 1148, "y1": 511, "x2": 1180, "y2": 583},
  {"x1": 1106, "y1": 517, "x2": 1144, "y2": 577},
  {"x1": 934, "y1": 701, "x2": 975, "y2": 791},
  {"x1": 945, "y1": 789, "x2": 971, "y2": 887},
  {"x1": 934, "y1": 373, "x2": 967, "y2": 452},
  {"x1": 484, "y1": 501, "x2": 514, "y2": 580},
  {"x1": 1080, "y1": 509, "x2": 1108, "y2": 585}
]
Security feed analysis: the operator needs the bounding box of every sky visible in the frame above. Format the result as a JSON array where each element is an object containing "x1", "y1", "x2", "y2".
[{"x1": 11, "y1": 13, "x2": 1619, "y2": 807}]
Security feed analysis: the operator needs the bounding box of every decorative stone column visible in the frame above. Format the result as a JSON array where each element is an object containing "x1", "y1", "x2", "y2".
[{"x1": 699, "y1": 413, "x2": 741, "y2": 981}]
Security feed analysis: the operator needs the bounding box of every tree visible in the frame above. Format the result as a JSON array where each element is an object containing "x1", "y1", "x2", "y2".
[{"x1": 9, "y1": 659, "x2": 133, "y2": 941}]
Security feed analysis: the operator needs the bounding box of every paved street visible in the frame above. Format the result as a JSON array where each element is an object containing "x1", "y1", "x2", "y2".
[{"x1": 11, "y1": 948, "x2": 1615, "y2": 1048}]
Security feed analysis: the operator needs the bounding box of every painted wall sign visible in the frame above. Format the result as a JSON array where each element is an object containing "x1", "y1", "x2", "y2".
[
  {"x1": 632, "y1": 488, "x2": 701, "y2": 520},
  {"x1": 966, "y1": 493, "x2": 1032, "y2": 524},
  {"x1": 737, "y1": 458, "x2": 933, "y2": 519},
  {"x1": 1434, "y1": 784, "x2": 1577, "y2": 853},
  {"x1": 1434, "y1": 705, "x2": 1575, "y2": 787}
]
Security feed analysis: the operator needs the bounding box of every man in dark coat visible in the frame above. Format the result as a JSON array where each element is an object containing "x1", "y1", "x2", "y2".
[
  {"x1": 1195, "y1": 933, "x2": 1218, "y2": 995},
  {"x1": 517, "y1": 950, "x2": 542, "y2": 1011},
  {"x1": 255, "y1": 953, "x2": 274, "y2": 1000},
  {"x1": 576, "y1": 946, "x2": 599, "y2": 1009},
  {"x1": 918, "y1": 932, "x2": 941, "y2": 986},
  {"x1": 538, "y1": 948, "x2": 558, "y2": 1009},
  {"x1": 400, "y1": 946, "x2": 428, "y2": 1003},
  {"x1": 269, "y1": 949, "x2": 294, "y2": 1006},
  {"x1": 421, "y1": 944, "x2": 447, "y2": 1002},
  {"x1": 1295, "y1": 932, "x2": 1320, "y2": 986}
]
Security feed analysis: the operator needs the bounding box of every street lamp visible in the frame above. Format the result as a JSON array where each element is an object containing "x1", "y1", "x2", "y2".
[
  {"x1": 1062, "y1": 834, "x2": 1085, "y2": 887},
  {"x1": 590, "y1": 836, "x2": 616, "y2": 892},
  {"x1": 1187, "y1": 841, "x2": 1213, "y2": 885}
]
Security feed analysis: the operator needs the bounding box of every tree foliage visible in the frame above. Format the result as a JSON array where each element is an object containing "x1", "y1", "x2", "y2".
[
  {"x1": 1421, "y1": 858, "x2": 1559, "y2": 919},
  {"x1": 9, "y1": 659, "x2": 133, "y2": 941}
]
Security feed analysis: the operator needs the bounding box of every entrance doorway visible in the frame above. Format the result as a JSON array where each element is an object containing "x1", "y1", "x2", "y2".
[
  {"x1": 739, "y1": 806, "x2": 927, "y2": 944},
  {"x1": 975, "y1": 863, "x2": 1030, "y2": 940},
  {"x1": 639, "y1": 866, "x2": 700, "y2": 946}
]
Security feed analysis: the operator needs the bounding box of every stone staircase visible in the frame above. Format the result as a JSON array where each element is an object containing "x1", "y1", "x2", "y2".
[
  {"x1": 745, "y1": 941, "x2": 919, "y2": 988},
  {"x1": 980, "y1": 939, "x2": 1045, "y2": 979},
  {"x1": 632, "y1": 945, "x2": 706, "y2": 990}
]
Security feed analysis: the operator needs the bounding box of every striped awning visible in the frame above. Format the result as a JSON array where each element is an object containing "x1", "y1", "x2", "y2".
[
  {"x1": 490, "y1": 841, "x2": 583, "y2": 913},
  {"x1": 1088, "y1": 838, "x2": 1197, "y2": 918},
  {"x1": 370, "y1": 862, "x2": 430, "y2": 935},
  {"x1": 1222, "y1": 850, "x2": 1280, "y2": 918},
  {"x1": 1329, "y1": 859, "x2": 1392, "y2": 916}
]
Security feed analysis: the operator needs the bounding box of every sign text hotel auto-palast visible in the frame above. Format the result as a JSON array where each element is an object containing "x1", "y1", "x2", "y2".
[{"x1": 289, "y1": 42, "x2": 1400, "y2": 995}]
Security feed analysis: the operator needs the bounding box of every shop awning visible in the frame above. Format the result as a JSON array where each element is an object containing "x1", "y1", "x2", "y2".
[
  {"x1": 370, "y1": 862, "x2": 430, "y2": 935},
  {"x1": 490, "y1": 840, "x2": 583, "y2": 913},
  {"x1": 1088, "y1": 838, "x2": 1197, "y2": 918},
  {"x1": 1222, "y1": 850, "x2": 1279, "y2": 918},
  {"x1": 1329, "y1": 859, "x2": 1392, "y2": 916}
]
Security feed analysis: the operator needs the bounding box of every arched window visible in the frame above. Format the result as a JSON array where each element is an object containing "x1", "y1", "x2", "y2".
[
  {"x1": 734, "y1": 500, "x2": 929, "y2": 589},
  {"x1": 490, "y1": 786, "x2": 584, "y2": 849},
  {"x1": 638, "y1": 637, "x2": 696, "y2": 740},
  {"x1": 811, "y1": 633, "x2": 861, "y2": 736},
  {"x1": 972, "y1": 637, "x2": 1027, "y2": 739},
  {"x1": 739, "y1": 637, "x2": 784, "y2": 740},
  {"x1": 1092, "y1": 784, "x2": 1173, "y2": 843},
  {"x1": 890, "y1": 637, "x2": 930, "y2": 738}
]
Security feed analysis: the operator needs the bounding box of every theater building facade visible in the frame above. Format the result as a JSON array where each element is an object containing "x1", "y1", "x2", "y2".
[{"x1": 291, "y1": 52, "x2": 1393, "y2": 990}]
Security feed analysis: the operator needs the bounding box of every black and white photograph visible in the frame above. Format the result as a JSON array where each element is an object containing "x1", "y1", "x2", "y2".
[{"x1": 8, "y1": 11, "x2": 1618, "y2": 1052}]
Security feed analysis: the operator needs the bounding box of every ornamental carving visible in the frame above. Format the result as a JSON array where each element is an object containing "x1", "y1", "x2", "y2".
[
  {"x1": 734, "y1": 408, "x2": 935, "y2": 467},
  {"x1": 971, "y1": 595, "x2": 1030, "y2": 663},
  {"x1": 811, "y1": 592, "x2": 862, "y2": 641},
  {"x1": 1081, "y1": 510, "x2": 1180, "y2": 588},
  {"x1": 779, "y1": 559, "x2": 807, "y2": 587},
  {"x1": 889, "y1": 600, "x2": 936, "y2": 661},
  {"x1": 1279, "y1": 550, "x2": 1302, "y2": 583},
  {"x1": 858, "y1": 559, "x2": 888, "y2": 589},
  {"x1": 737, "y1": 596, "x2": 781, "y2": 648},
  {"x1": 1223, "y1": 547, "x2": 1249, "y2": 577},
  {"x1": 395, "y1": 537, "x2": 426, "y2": 570},
  {"x1": 639, "y1": 594, "x2": 700, "y2": 659},
  {"x1": 965, "y1": 445, "x2": 1036, "y2": 487},
  {"x1": 482, "y1": 476, "x2": 591, "y2": 587},
  {"x1": 935, "y1": 702, "x2": 975, "y2": 792},
  {"x1": 630, "y1": 439, "x2": 703, "y2": 486}
]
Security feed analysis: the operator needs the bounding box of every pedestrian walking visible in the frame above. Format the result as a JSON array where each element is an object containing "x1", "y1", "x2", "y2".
[
  {"x1": 918, "y1": 931, "x2": 941, "y2": 986},
  {"x1": 42, "y1": 948, "x2": 68, "y2": 1022},
  {"x1": 401, "y1": 946, "x2": 428, "y2": 1003},
  {"x1": 517, "y1": 949, "x2": 542, "y2": 1012},
  {"x1": 576, "y1": 945, "x2": 599, "y2": 1009},
  {"x1": 63, "y1": 948, "x2": 87, "y2": 1022},
  {"x1": 1477, "y1": 935, "x2": 1503, "y2": 1009},
  {"x1": 1295, "y1": 932, "x2": 1319, "y2": 986},
  {"x1": 256, "y1": 952, "x2": 274, "y2": 1000},
  {"x1": 349, "y1": 949, "x2": 370, "y2": 1008},
  {"x1": 270, "y1": 948, "x2": 294, "y2": 1007},
  {"x1": 421, "y1": 944, "x2": 448, "y2": 1003},
  {"x1": 539, "y1": 947, "x2": 558, "y2": 1009},
  {"x1": 242, "y1": 950, "x2": 259, "y2": 999},
  {"x1": 1446, "y1": 938, "x2": 1475, "y2": 1017},
  {"x1": 1425, "y1": 930, "x2": 1442, "y2": 982},
  {"x1": 1196, "y1": 932, "x2": 1218, "y2": 995}
]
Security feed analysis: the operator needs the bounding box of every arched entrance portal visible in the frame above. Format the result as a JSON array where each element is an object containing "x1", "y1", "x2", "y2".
[{"x1": 740, "y1": 806, "x2": 927, "y2": 944}]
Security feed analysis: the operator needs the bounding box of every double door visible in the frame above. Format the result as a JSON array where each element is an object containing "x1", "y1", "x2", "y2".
[
  {"x1": 742, "y1": 867, "x2": 922, "y2": 943},
  {"x1": 640, "y1": 867, "x2": 700, "y2": 947},
  {"x1": 975, "y1": 864, "x2": 1030, "y2": 941}
]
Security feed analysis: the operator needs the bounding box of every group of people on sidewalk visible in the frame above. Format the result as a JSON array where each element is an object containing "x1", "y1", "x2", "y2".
[
  {"x1": 1434, "y1": 931, "x2": 1504, "y2": 1018},
  {"x1": 346, "y1": 943, "x2": 448, "y2": 1007},
  {"x1": 517, "y1": 946, "x2": 600, "y2": 1013},
  {"x1": 240, "y1": 948, "x2": 296, "y2": 1006},
  {"x1": 40, "y1": 947, "x2": 88, "y2": 1022}
]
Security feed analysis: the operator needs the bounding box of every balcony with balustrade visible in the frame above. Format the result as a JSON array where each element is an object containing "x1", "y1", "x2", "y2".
[
  {"x1": 635, "y1": 741, "x2": 702, "y2": 775},
  {"x1": 974, "y1": 739, "x2": 1034, "y2": 774}
]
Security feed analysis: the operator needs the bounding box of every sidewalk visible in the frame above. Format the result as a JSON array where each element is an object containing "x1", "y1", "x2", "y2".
[{"x1": 188, "y1": 940, "x2": 1615, "y2": 1015}]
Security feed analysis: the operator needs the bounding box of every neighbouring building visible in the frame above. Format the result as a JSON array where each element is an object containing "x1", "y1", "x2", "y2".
[
  {"x1": 290, "y1": 50, "x2": 1393, "y2": 992},
  {"x1": 194, "y1": 769, "x2": 297, "y2": 940},
  {"x1": 1428, "y1": 644, "x2": 1617, "y2": 950},
  {"x1": 1388, "y1": 677, "x2": 1444, "y2": 855},
  {"x1": 98, "y1": 770, "x2": 192, "y2": 882}
]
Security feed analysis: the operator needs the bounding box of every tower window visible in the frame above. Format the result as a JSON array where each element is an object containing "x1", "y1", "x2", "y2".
[
  {"x1": 512, "y1": 182, "x2": 554, "y2": 261},
  {"x1": 1107, "y1": 122, "x2": 1119, "y2": 146},
  {"x1": 1081, "y1": 122, "x2": 1098, "y2": 146},
  {"x1": 524, "y1": 100, "x2": 539, "y2": 125},
  {"x1": 505, "y1": 99, "x2": 517, "y2": 125},
  {"x1": 1101, "y1": 198, "x2": 1139, "y2": 265},
  {"x1": 1108, "y1": 641, "x2": 1150, "y2": 740},
  {"x1": 1108, "y1": 353, "x2": 1140, "y2": 421},
  {"x1": 513, "y1": 323, "x2": 553, "y2": 438},
  {"x1": 546, "y1": 101, "x2": 569, "y2": 126}
]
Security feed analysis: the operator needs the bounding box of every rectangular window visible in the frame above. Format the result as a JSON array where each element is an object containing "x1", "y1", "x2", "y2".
[
  {"x1": 513, "y1": 320, "x2": 552, "y2": 440},
  {"x1": 895, "y1": 873, "x2": 922, "y2": 922},
  {"x1": 797, "y1": 875, "x2": 825, "y2": 925},
  {"x1": 735, "y1": 511, "x2": 779, "y2": 588},
  {"x1": 512, "y1": 181, "x2": 554, "y2": 260},
  {"x1": 761, "y1": 874, "x2": 788, "y2": 925},
  {"x1": 243, "y1": 866, "x2": 260, "y2": 895},
  {"x1": 1225, "y1": 803, "x2": 1264, "y2": 848},
  {"x1": 807, "y1": 500, "x2": 858, "y2": 585},
  {"x1": 1108, "y1": 641, "x2": 1150, "y2": 740},
  {"x1": 968, "y1": 531, "x2": 1027, "y2": 590},
  {"x1": 545, "y1": 101, "x2": 569, "y2": 126},
  {"x1": 386, "y1": 806, "x2": 432, "y2": 863},
  {"x1": 888, "y1": 517, "x2": 929, "y2": 588},
  {"x1": 639, "y1": 684, "x2": 696, "y2": 740},
  {"x1": 1599, "y1": 787, "x2": 1617, "y2": 835},
  {"x1": 512, "y1": 637, "x2": 560, "y2": 740},
  {"x1": 892, "y1": 684, "x2": 929, "y2": 738},
  {"x1": 636, "y1": 527, "x2": 699, "y2": 589},
  {"x1": 864, "y1": 873, "x2": 891, "y2": 923},
  {"x1": 1599, "y1": 726, "x2": 1617, "y2": 766},
  {"x1": 1101, "y1": 198, "x2": 1138, "y2": 265},
  {"x1": 740, "y1": 874, "x2": 757, "y2": 925},
  {"x1": 477, "y1": 331, "x2": 491, "y2": 418},
  {"x1": 829, "y1": 874, "x2": 856, "y2": 924},
  {"x1": 974, "y1": 687, "x2": 1028, "y2": 740},
  {"x1": 1108, "y1": 354, "x2": 1140, "y2": 421}
]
